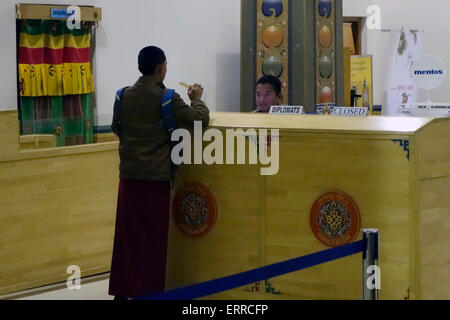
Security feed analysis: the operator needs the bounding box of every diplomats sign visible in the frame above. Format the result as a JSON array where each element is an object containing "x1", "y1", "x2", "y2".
[{"x1": 269, "y1": 106, "x2": 304, "y2": 115}]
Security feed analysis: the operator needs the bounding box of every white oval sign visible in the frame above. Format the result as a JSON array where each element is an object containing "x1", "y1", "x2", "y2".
[{"x1": 410, "y1": 55, "x2": 446, "y2": 90}]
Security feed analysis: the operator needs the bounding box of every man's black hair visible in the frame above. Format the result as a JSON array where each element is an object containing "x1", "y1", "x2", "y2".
[
  {"x1": 256, "y1": 75, "x2": 282, "y2": 95},
  {"x1": 138, "y1": 46, "x2": 166, "y2": 75}
]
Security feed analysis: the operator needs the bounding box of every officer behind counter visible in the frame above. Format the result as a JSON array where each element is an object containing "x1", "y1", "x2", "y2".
[{"x1": 252, "y1": 75, "x2": 282, "y2": 113}]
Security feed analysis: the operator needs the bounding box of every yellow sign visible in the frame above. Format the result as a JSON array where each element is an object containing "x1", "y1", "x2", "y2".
[{"x1": 350, "y1": 56, "x2": 373, "y2": 114}]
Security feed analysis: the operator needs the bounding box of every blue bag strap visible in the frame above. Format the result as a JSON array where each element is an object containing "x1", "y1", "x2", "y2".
[
  {"x1": 161, "y1": 89, "x2": 176, "y2": 132},
  {"x1": 114, "y1": 88, "x2": 127, "y2": 117},
  {"x1": 112, "y1": 87, "x2": 128, "y2": 137},
  {"x1": 161, "y1": 89, "x2": 180, "y2": 181},
  {"x1": 114, "y1": 88, "x2": 124, "y2": 109}
]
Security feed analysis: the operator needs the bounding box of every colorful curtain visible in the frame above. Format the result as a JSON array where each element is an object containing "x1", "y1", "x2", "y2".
[{"x1": 18, "y1": 19, "x2": 95, "y2": 146}]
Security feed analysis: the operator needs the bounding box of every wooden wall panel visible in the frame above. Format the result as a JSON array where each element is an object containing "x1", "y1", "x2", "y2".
[
  {"x1": 0, "y1": 145, "x2": 119, "y2": 294},
  {"x1": 0, "y1": 111, "x2": 20, "y2": 159},
  {"x1": 165, "y1": 132, "x2": 266, "y2": 299},
  {"x1": 416, "y1": 119, "x2": 450, "y2": 180},
  {"x1": 264, "y1": 135, "x2": 412, "y2": 299},
  {"x1": 418, "y1": 176, "x2": 450, "y2": 299}
]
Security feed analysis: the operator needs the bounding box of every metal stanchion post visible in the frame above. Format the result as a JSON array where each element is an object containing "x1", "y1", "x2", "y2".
[{"x1": 363, "y1": 229, "x2": 379, "y2": 300}]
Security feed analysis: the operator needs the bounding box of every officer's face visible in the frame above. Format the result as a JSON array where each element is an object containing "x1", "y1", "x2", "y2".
[{"x1": 256, "y1": 84, "x2": 281, "y2": 113}]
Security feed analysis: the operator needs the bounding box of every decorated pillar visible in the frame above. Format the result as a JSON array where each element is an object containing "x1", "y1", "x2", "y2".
[
  {"x1": 256, "y1": 0, "x2": 289, "y2": 104},
  {"x1": 241, "y1": 0, "x2": 343, "y2": 113},
  {"x1": 316, "y1": 0, "x2": 341, "y2": 106}
]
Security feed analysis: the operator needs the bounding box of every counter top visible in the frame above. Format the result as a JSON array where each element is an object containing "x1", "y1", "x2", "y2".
[
  {"x1": 209, "y1": 112, "x2": 443, "y2": 135},
  {"x1": 1, "y1": 110, "x2": 447, "y2": 163}
]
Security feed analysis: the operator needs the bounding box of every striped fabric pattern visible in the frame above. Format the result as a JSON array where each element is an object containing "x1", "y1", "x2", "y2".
[
  {"x1": 18, "y1": 19, "x2": 95, "y2": 147},
  {"x1": 18, "y1": 19, "x2": 94, "y2": 97}
]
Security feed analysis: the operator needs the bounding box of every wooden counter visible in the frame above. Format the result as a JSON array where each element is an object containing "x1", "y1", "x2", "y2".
[
  {"x1": 0, "y1": 110, "x2": 448, "y2": 299},
  {"x1": 166, "y1": 112, "x2": 449, "y2": 300}
]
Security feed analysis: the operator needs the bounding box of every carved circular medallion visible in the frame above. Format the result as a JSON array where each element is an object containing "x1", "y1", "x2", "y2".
[
  {"x1": 172, "y1": 184, "x2": 217, "y2": 237},
  {"x1": 310, "y1": 191, "x2": 361, "y2": 247}
]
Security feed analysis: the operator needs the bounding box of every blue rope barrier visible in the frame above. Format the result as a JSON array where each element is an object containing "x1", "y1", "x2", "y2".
[{"x1": 135, "y1": 239, "x2": 366, "y2": 300}]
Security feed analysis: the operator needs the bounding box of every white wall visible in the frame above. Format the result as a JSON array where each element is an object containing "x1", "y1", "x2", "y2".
[
  {"x1": 343, "y1": 0, "x2": 450, "y2": 107},
  {"x1": 0, "y1": 0, "x2": 241, "y2": 124}
]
